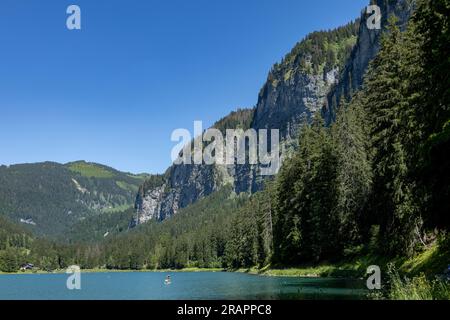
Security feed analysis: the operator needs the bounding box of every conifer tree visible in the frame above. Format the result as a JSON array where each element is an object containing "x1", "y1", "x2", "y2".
[
  {"x1": 412, "y1": 0, "x2": 450, "y2": 229},
  {"x1": 364, "y1": 17, "x2": 421, "y2": 256},
  {"x1": 331, "y1": 94, "x2": 373, "y2": 251}
]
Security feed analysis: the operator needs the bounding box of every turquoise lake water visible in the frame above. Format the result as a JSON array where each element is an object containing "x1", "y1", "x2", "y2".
[{"x1": 0, "y1": 272, "x2": 367, "y2": 300}]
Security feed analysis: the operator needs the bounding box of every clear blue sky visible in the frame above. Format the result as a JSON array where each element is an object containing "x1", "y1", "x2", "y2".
[{"x1": 0, "y1": 0, "x2": 367, "y2": 174}]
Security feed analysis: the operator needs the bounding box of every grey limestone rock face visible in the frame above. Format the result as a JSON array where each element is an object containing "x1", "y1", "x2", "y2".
[
  {"x1": 254, "y1": 68, "x2": 340, "y2": 139},
  {"x1": 324, "y1": 0, "x2": 413, "y2": 124},
  {"x1": 134, "y1": 164, "x2": 228, "y2": 223}
]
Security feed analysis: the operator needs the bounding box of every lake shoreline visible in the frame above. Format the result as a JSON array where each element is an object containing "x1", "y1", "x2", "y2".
[
  {"x1": 2, "y1": 244, "x2": 445, "y2": 280},
  {"x1": 0, "y1": 268, "x2": 226, "y2": 276},
  {"x1": 0, "y1": 265, "x2": 356, "y2": 278}
]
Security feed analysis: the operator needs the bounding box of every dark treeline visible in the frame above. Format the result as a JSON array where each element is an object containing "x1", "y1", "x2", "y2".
[{"x1": 1, "y1": 0, "x2": 448, "y2": 273}]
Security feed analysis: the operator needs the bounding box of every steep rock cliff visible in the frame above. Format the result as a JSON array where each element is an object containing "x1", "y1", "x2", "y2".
[{"x1": 324, "y1": 0, "x2": 414, "y2": 124}]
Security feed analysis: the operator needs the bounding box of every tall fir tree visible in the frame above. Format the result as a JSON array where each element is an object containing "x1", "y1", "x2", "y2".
[{"x1": 364, "y1": 17, "x2": 421, "y2": 256}]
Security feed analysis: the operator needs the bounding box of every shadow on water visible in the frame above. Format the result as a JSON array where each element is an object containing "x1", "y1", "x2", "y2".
[{"x1": 235, "y1": 277, "x2": 368, "y2": 300}]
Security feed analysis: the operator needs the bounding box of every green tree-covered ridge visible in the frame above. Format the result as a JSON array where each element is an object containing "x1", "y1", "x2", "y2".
[
  {"x1": 0, "y1": 161, "x2": 148, "y2": 237},
  {"x1": 269, "y1": 21, "x2": 359, "y2": 85}
]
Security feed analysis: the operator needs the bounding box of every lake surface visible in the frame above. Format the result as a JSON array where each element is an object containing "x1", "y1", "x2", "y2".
[{"x1": 0, "y1": 272, "x2": 367, "y2": 300}]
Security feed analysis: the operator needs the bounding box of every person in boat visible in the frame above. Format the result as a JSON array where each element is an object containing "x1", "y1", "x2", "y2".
[{"x1": 165, "y1": 275, "x2": 171, "y2": 285}]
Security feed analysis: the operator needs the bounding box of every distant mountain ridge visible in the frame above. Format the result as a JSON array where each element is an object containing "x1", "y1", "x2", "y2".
[{"x1": 0, "y1": 161, "x2": 149, "y2": 237}]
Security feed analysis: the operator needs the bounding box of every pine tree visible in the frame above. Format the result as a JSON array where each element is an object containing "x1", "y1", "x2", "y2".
[
  {"x1": 364, "y1": 17, "x2": 421, "y2": 256},
  {"x1": 273, "y1": 115, "x2": 340, "y2": 264},
  {"x1": 331, "y1": 95, "x2": 373, "y2": 252},
  {"x1": 0, "y1": 248, "x2": 19, "y2": 273},
  {"x1": 412, "y1": 0, "x2": 450, "y2": 229}
]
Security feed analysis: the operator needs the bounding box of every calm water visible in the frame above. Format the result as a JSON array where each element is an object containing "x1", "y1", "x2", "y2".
[{"x1": 0, "y1": 272, "x2": 367, "y2": 300}]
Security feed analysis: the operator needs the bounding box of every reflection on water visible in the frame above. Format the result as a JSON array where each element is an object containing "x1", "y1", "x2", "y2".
[{"x1": 0, "y1": 272, "x2": 368, "y2": 300}]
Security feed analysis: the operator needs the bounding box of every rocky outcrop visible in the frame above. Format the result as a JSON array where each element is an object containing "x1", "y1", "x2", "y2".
[
  {"x1": 134, "y1": 0, "x2": 412, "y2": 225},
  {"x1": 134, "y1": 185, "x2": 165, "y2": 224},
  {"x1": 134, "y1": 163, "x2": 232, "y2": 222},
  {"x1": 324, "y1": 0, "x2": 414, "y2": 124},
  {"x1": 254, "y1": 68, "x2": 340, "y2": 139}
]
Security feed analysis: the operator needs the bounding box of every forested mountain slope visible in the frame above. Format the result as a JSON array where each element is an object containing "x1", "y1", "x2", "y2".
[
  {"x1": 134, "y1": 0, "x2": 414, "y2": 226},
  {"x1": 124, "y1": 0, "x2": 450, "y2": 273},
  {"x1": 0, "y1": 161, "x2": 148, "y2": 237}
]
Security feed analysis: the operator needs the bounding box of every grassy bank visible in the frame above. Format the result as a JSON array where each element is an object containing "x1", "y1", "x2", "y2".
[
  {"x1": 235, "y1": 264, "x2": 359, "y2": 278},
  {"x1": 234, "y1": 241, "x2": 450, "y2": 300},
  {"x1": 381, "y1": 267, "x2": 450, "y2": 300}
]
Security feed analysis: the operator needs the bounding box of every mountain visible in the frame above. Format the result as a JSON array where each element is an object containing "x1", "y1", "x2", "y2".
[
  {"x1": 134, "y1": 0, "x2": 412, "y2": 225},
  {"x1": 0, "y1": 0, "x2": 415, "y2": 236},
  {"x1": 0, "y1": 161, "x2": 149, "y2": 237},
  {"x1": 133, "y1": 109, "x2": 255, "y2": 224},
  {"x1": 3, "y1": 0, "x2": 448, "y2": 287},
  {"x1": 134, "y1": 22, "x2": 360, "y2": 223}
]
